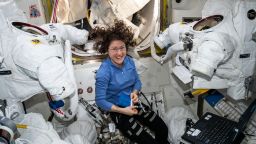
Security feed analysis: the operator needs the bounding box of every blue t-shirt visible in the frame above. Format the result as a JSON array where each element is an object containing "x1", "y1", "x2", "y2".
[{"x1": 95, "y1": 56, "x2": 142, "y2": 111}]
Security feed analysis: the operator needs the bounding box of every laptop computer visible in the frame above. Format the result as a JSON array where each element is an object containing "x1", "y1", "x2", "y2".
[{"x1": 182, "y1": 99, "x2": 256, "y2": 144}]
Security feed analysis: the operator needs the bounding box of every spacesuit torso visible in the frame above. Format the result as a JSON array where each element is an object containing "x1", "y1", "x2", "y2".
[
  {"x1": 228, "y1": 0, "x2": 256, "y2": 99},
  {"x1": 0, "y1": 22, "x2": 64, "y2": 103},
  {"x1": 201, "y1": 0, "x2": 256, "y2": 99}
]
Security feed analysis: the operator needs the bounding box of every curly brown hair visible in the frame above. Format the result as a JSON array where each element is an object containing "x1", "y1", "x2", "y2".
[{"x1": 89, "y1": 20, "x2": 136, "y2": 53}]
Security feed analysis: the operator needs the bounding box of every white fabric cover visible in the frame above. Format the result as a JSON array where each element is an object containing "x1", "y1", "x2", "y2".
[
  {"x1": 165, "y1": 107, "x2": 197, "y2": 144},
  {"x1": 108, "y1": 0, "x2": 150, "y2": 18},
  {"x1": 59, "y1": 120, "x2": 97, "y2": 144},
  {"x1": 15, "y1": 113, "x2": 95, "y2": 144},
  {"x1": 15, "y1": 113, "x2": 68, "y2": 144},
  {"x1": 55, "y1": 0, "x2": 88, "y2": 23},
  {"x1": 63, "y1": 135, "x2": 91, "y2": 144}
]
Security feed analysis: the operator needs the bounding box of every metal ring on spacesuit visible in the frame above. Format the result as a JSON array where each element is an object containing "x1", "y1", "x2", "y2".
[
  {"x1": 0, "y1": 116, "x2": 19, "y2": 144},
  {"x1": 193, "y1": 15, "x2": 224, "y2": 31},
  {"x1": 12, "y1": 22, "x2": 48, "y2": 35}
]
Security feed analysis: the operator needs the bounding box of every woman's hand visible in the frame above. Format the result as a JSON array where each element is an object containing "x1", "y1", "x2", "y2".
[
  {"x1": 130, "y1": 91, "x2": 139, "y2": 104},
  {"x1": 111, "y1": 105, "x2": 138, "y2": 116},
  {"x1": 122, "y1": 106, "x2": 138, "y2": 116}
]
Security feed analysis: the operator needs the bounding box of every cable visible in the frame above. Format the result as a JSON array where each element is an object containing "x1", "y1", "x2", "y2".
[{"x1": 139, "y1": 92, "x2": 152, "y2": 110}]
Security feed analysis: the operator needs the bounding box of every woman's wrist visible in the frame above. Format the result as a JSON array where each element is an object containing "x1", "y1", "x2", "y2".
[
  {"x1": 111, "y1": 105, "x2": 122, "y2": 113},
  {"x1": 132, "y1": 90, "x2": 139, "y2": 94}
]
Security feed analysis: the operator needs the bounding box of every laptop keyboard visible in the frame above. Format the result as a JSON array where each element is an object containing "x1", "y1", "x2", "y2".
[
  {"x1": 198, "y1": 116, "x2": 236, "y2": 143},
  {"x1": 215, "y1": 99, "x2": 256, "y2": 136},
  {"x1": 182, "y1": 112, "x2": 238, "y2": 144}
]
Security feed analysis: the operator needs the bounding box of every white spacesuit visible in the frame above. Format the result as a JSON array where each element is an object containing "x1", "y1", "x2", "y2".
[
  {"x1": 0, "y1": 1, "x2": 97, "y2": 144},
  {"x1": 0, "y1": 17, "x2": 87, "y2": 120},
  {"x1": 154, "y1": 0, "x2": 256, "y2": 100}
]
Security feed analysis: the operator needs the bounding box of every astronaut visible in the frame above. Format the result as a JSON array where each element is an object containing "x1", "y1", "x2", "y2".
[
  {"x1": 154, "y1": 0, "x2": 256, "y2": 100},
  {"x1": 0, "y1": 1, "x2": 97, "y2": 143}
]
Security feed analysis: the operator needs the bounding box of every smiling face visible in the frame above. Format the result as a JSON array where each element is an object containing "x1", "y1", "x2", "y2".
[{"x1": 108, "y1": 40, "x2": 127, "y2": 67}]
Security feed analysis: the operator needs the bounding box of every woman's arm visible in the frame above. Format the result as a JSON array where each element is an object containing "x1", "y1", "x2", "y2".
[
  {"x1": 111, "y1": 105, "x2": 138, "y2": 116},
  {"x1": 95, "y1": 66, "x2": 113, "y2": 111}
]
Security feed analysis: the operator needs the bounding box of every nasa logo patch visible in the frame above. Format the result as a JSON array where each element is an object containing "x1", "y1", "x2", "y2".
[
  {"x1": 31, "y1": 39, "x2": 40, "y2": 44},
  {"x1": 248, "y1": 9, "x2": 256, "y2": 20}
]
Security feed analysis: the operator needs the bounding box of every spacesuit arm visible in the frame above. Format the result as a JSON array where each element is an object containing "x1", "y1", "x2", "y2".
[
  {"x1": 191, "y1": 41, "x2": 223, "y2": 79},
  {"x1": 154, "y1": 22, "x2": 194, "y2": 49},
  {"x1": 190, "y1": 32, "x2": 235, "y2": 80},
  {"x1": 40, "y1": 23, "x2": 89, "y2": 45},
  {"x1": 154, "y1": 23, "x2": 179, "y2": 49},
  {"x1": 58, "y1": 24, "x2": 89, "y2": 45},
  {"x1": 37, "y1": 57, "x2": 75, "y2": 100}
]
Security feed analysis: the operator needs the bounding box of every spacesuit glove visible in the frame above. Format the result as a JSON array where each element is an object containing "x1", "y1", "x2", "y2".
[{"x1": 49, "y1": 100, "x2": 66, "y2": 118}]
